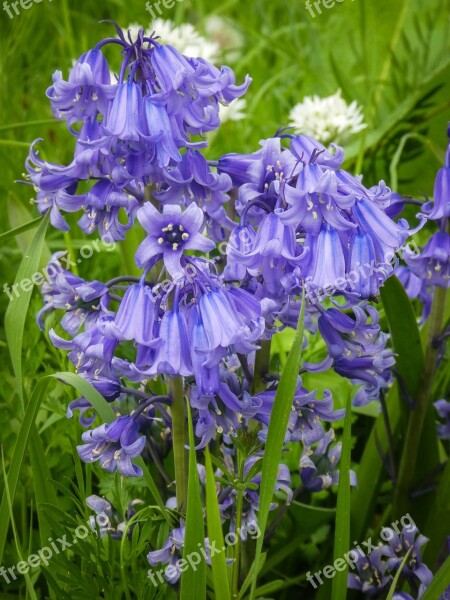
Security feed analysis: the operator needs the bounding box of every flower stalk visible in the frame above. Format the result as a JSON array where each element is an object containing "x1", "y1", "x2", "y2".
[{"x1": 169, "y1": 376, "x2": 189, "y2": 513}]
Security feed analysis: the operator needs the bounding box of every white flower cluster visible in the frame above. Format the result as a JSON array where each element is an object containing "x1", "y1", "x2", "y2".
[{"x1": 288, "y1": 90, "x2": 366, "y2": 145}]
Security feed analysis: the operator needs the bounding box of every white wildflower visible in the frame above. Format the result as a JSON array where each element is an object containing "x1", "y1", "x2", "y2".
[
  {"x1": 204, "y1": 15, "x2": 244, "y2": 62},
  {"x1": 219, "y1": 98, "x2": 247, "y2": 123},
  {"x1": 125, "y1": 20, "x2": 220, "y2": 63},
  {"x1": 288, "y1": 90, "x2": 366, "y2": 145}
]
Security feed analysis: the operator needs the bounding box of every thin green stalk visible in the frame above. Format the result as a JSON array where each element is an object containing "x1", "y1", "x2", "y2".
[
  {"x1": 0, "y1": 119, "x2": 58, "y2": 132},
  {"x1": 393, "y1": 283, "x2": 448, "y2": 517},
  {"x1": 63, "y1": 232, "x2": 79, "y2": 276},
  {"x1": 251, "y1": 340, "x2": 271, "y2": 395},
  {"x1": 170, "y1": 376, "x2": 189, "y2": 513},
  {"x1": 232, "y1": 454, "x2": 245, "y2": 598},
  {"x1": 0, "y1": 139, "x2": 31, "y2": 148}
]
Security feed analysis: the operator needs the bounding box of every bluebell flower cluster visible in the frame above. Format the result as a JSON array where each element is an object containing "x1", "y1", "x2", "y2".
[
  {"x1": 86, "y1": 494, "x2": 143, "y2": 539},
  {"x1": 28, "y1": 23, "x2": 423, "y2": 582},
  {"x1": 314, "y1": 304, "x2": 395, "y2": 406},
  {"x1": 25, "y1": 23, "x2": 249, "y2": 240},
  {"x1": 220, "y1": 134, "x2": 410, "y2": 302},
  {"x1": 348, "y1": 525, "x2": 433, "y2": 599}
]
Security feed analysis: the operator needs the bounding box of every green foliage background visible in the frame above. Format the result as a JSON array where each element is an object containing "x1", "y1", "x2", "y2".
[{"x1": 0, "y1": 0, "x2": 449, "y2": 598}]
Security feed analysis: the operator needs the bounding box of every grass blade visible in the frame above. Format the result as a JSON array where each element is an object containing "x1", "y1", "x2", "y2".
[
  {"x1": 0, "y1": 376, "x2": 52, "y2": 563},
  {"x1": 331, "y1": 392, "x2": 353, "y2": 600},
  {"x1": 249, "y1": 290, "x2": 306, "y2": 600},
  {"x1": 421, "y1": 555, "x2": 450, "y2": 600},
  {"x1": 0, "y1": 216, "x2": 42, "y2": 243},
  {"x1": 352, "y1": 275, "x2": 427, "y2": 539},
  {"x1": 204, "y1": 446, "x2": 231, "y2": 600},
  {"x1": 385, "y1": 547, "x2": 412, "y2": 600},
  {"x1": 5, "y1": 211, "x2": 49, "y2": 407},
  {"x1": 180, "y1": 400, "x2": 206, "y2": 600}
]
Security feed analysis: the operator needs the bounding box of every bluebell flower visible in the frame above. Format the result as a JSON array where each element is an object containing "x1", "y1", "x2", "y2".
[
  {"x1": 47, "y1": 49, "x2": 115, "y2": 127},
  {"x1": 144, "y1": 308, "x2": 193, "y2": 377},
  {"x1": 422, "y1": 128, "x2": 450, "y2": 221},
  {"x1": 37, "y1": 253, "x2": 110, "y2": 334},
  {"x1": 396, "y1": 265, "x2": 432, "y2": 322},
  {"x1": 300, "y1": 429, "x2": 357, "y2": 491},
  {"x1": 67, "y1": 375, "x2": 122, "y2": 427},
  {"x1": 315, "y1": 305, "x2": 395, "y2": 405},
  {"x1": 86, "y1": 495, "x2": 143, "y2": 539},
  {"x1": 214, "y1": 452, "x2": 291, "y2": 533},
  {"x1": 104, "y1": 80, "x2": 143, "y2": 141},
  {"x1": 380, "y1": 526, "x2": 433, "y2": 598},
  {"x1": 135, "y1": 202, "x2": 215, "y2": 280},
  {"x1": 139, "y1": 95, "x2": 182, "y2": 167},
  {"x1": 347, "y1": 546, "x2": 392, "y2": 597},
  {"x1": 404, "y1": 231, "x2": 450, "y2": 288},
  {"x1": 252, "y1": 379, "x2": 344, "y2": 445},
  {"x1": 147, "y1": 526, "x2": 186, "y2": 585},
  {"x1": 434, "y1": 399, "x2": 450, "y2": 440},
  {"x1": 219, "y1": 133, "x2": 410, "y2": 301},
  {"x1": 77, "y1": 415, "x2": 146, "y2": 477},
  {"x1": 155, "y1": 150, "x2": 233, "y2": 240},
  {"x1": 198, "y1": 286, "x2": 264, "y2": 353},
  {"x1": 302, "y1": 226, "x2": 346, "y2": 291},
  {"x1": 113, "y1": 281, "x2": 158, "y2": 346}
]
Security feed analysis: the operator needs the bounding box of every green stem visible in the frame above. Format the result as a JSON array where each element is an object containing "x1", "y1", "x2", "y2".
[
  {"x1": 170, "y1": 376, "x2": 189, "y2": 513},
  {"x1": 0, "y1": 120, "x2": 58, "y2": 133},
  {"x1": 251, "y1": 340, "x2": 271, "y2": 395},
  {"x1": 63, "y1": 232, "x2": 79, "y2": 276},
  {"x1": 393, "y1": 283, "x2": 448, "y2": 518},
  {"x1": 232, "y1": 455, "x2": 245, "y2": 598}
]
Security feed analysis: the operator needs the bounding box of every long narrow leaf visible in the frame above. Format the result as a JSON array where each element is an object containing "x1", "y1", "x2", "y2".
[
  {"x1": 331, "y1": 392, "x2": 353, "y2": 600},
  {"x1": 0, "y1": 216, "x2": 42, "y2": 243},
  {"x1": 180, "y1": 400, "x2": 206, "y2": 600},
  {"x1": 352, "y1": 275, "x2": 426, "y2": 539},
  {"x1": 204, "y1": 446, "x2": 231, "y2": 600},
  {"x1": 5, "y1": 211, "x2": 49, "y2": 407},
  {"x1": 0, "y1": 376, "x2": 52, "y2": 563},
  {"x1": 420, "y1": 555, "x2": 450, "y2": 600},
  {"x1": 385, "y1": 547, "x2": 412, "y2": 600},
  {"x1": 249, "y1": 291, "x2": 305, "y2": 600}
]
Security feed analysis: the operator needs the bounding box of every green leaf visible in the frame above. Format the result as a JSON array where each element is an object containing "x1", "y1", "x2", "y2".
[
  {"x1": 204, "y1": 446, "x2": 231, "y2": 600},
  {"x1": 331, "y1": 392, "x2": 352, "y2": 600},
  {"x1": 424, "y1": 457, "x2": 450, "y2": 568},
  {"x1": 0, "y1": 215, "x2": 42, "y2": 243},
  {"x1": 386, "y1": 547, "x2": 413, "y2": 600},
  {"x1": 5, "y1": 211, "x2": 49, "y2": 407},
  {"x1": 29, "y1": 427, "x2": 58, "y2": 546},
  {"x1": 381, "y1": 275, "x2": 424, "y2": 396},
  {"x1": 421, "y1": 555, "x2": 450, "y2": 600},
  {"x1": 249, "y1": 291, "x2": 306, "y2": 600},
  {"x1": 1, "y1": 450, "x2": 39, "y2": 600},
  {"x1": 0, "y1": 376, "x2": 52, "y2": 563},
  {"x1": 352, "y1": 275, "x2": 426, "y2": 539},
  {"x1": 237, "y1": 553, "x2": 267, "y2": 600},
  {"x1": 180, "y1": 401, "x2": 206, "y2": 600}
]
